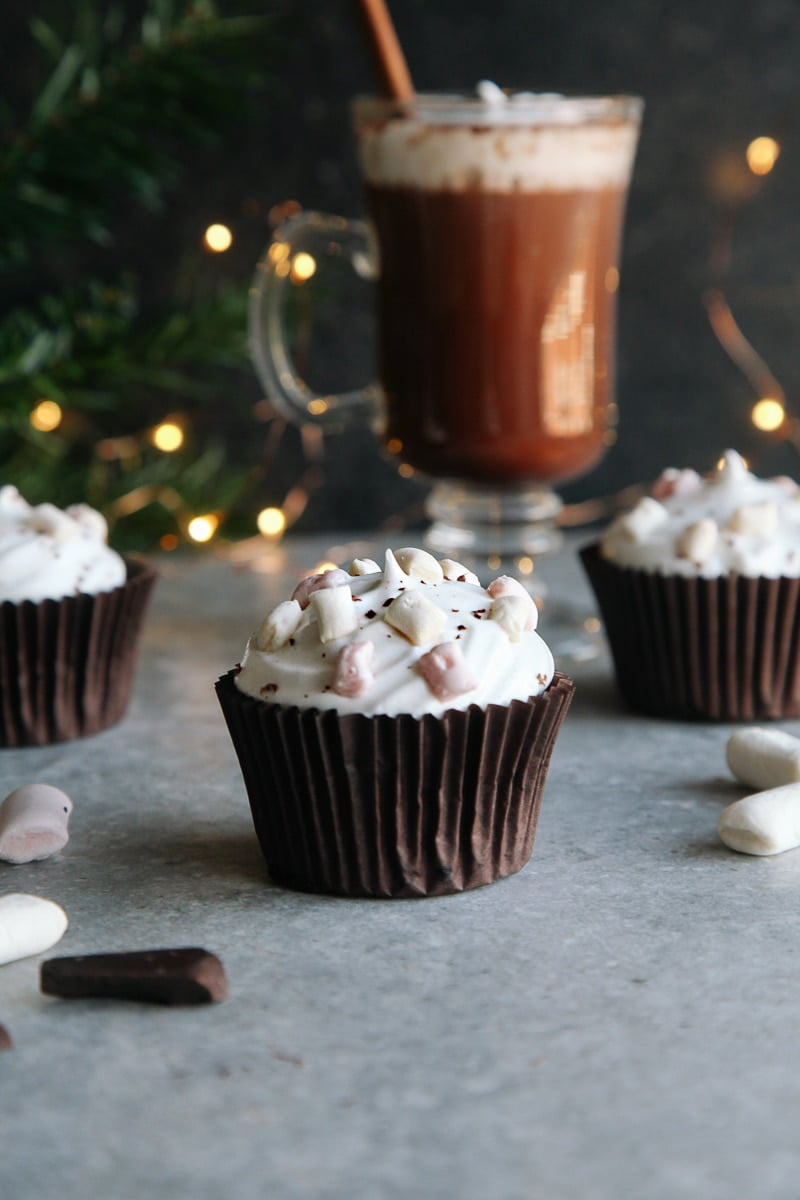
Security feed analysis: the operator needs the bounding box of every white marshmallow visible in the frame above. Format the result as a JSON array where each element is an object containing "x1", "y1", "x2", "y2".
[
  {"x1": 726, "y1": 501, "x2": 779, "y2": 537},
  {"x1": 309, "y1": 585, "x2": 357, "y2": 643},
  {"x1": 255, "y1": 599, "x2": 302, "y2": 652},
  {"x1": 487, "y1": 576, "x2": 538, "y2": 630},
  {"x1": 439, "y1": 559, "x2": 480, "y2": 586},
  {"x1": 0, "y1": 784, "x2": 72, "y2": 865},
  {"x1": 617, "y1": 497, "x2": 669, "y2": 542},
  {"x1": 0, "y1": 893, "x2": 68, "y2": 965},
  {"x1": 489, "y1": 594, "x2": 531, "y2": 642},
  {"x1": 676, "y1": 517, "x2": 718, "y2": 564},
  {"x1": 27, "y1": 503, "x2": 80, "y2": 543},
  {"x1": 718, "y1": 784, "x2": 800, "y2": 856},
  {"x1": 726, "y1": 727, "x2": 800, "y2": 792},
  {"x1": 348, "y1": 558, "x2": 381, "y2": 576},
  {"x1": 384, "y1": 591, "x2": 446, "y2": 645},
  {"x1": 393, "y1": 547, "x2": 444, "y2": 584},
  {"x1": 65, "y1": 503, "x2": 109, "y2": 539}
]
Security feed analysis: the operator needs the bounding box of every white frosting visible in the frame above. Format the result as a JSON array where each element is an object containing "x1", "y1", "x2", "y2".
[
  {"x1": 0, "y1": 486, "x2": 126, "y2": 602},
  {"x1": 355, "y1": 92, "x2": 641, "y2": 192},
  {"x1": 234, "y1": 549, "x2": 555, "y2": 718},
  {"x1": 600, "y1": 451, "x2": 800, "y2": 578}
]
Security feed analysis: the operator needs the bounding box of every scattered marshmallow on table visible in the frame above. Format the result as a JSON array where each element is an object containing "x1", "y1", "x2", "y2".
[
  {"x1": 726, "y1": 727, "x2": 800, "y2": 792},
  {"x1": 0, "y1": 893, "x2": 68, "y2": 965},
  {"x1": 718, "y1": 784, "x2": 800, "y2": 856},
  {"x1": 0, "y1": 784, "x2": 72, "y2": 865}
]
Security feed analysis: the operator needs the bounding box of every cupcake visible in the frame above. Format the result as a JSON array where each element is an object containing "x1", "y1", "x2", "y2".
[
  {"x1": 581, "y1": 450, "x2": 800, "y2": 720},
  {"x1": 0, "y1": 486, "x2": 156, "y2": 746},
  {"x1": 216, "y1": 547, "x2": 574, "y2": 898}
]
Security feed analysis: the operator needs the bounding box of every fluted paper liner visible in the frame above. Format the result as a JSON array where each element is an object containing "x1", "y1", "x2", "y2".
[
  {"x1": 0, "y1": 557, "x2": 157, "y2": 747},
  {"x1": 216, "y1": 669, "x2": 574, "y2": 898},
  {"x1": 581, "y1": 541, "x2": 800, "y2": 721}
]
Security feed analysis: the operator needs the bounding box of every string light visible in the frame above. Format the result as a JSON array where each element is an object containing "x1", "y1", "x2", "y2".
[
  {"x1": 187, "y1": 514, "x2": 219, "y2": 543},
  {"x1": 256, "y1": 507, "x2": 286, "y2": 537},
  {"x1": 290, "y1": 252, "x2": 317, "y2": 283},
  {"x1": 149, "y1": 421, "x2": 184, "y2": 452},
  {"x1": 203, "y1": 223, "x2": 233, "y2": 252},
  {"x1": 159, "y1": 534, "x2": 179, "y2": 551},
  {"x1": 29, "y1": 399, "x2": 62, "y2": 432},
  {"x1": 746, "y1": 136, "x2": 780, "y2": 176},
  {"x1": 751, "y1": 397, "x2": 785, "y2": 432}
]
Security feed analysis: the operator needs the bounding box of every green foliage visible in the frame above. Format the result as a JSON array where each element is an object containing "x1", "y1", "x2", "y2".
[{"x1": 0, "y1": 0, "x2": 277, "y2": 549}]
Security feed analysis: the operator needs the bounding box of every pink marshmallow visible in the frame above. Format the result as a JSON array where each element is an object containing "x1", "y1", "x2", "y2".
[
  {"x1": 417, "y1": 642, "x2": 478, "y2": 702},
  {"x1": 332, "y1": 640, "x2": 376, "y2": 698},
  {"x1": 651, "y1": 468, "x2": 702, "y2": 501},
  {"x1": 486, "y1": 576, "x2": 538, "y2": 630},
  {"x1": 291, "y1": 568, "x2": 350, "y2": 609}
]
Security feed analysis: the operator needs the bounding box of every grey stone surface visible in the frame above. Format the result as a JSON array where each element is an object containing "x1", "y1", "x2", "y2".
[{"x1": 2, "y1": 535, "x2": 800, "y2": 1200}]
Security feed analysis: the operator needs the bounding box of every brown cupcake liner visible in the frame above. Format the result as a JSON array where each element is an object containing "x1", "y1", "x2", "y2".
[
  {"x1": 215, "y1": 669, "x2": 575, "y2": 898},
  {"x1": 0, "y1": 557, "x2": 157, "y2": 747},
  {"x1": 581, "y1": 541, "x2": 800, "y2": 721}
]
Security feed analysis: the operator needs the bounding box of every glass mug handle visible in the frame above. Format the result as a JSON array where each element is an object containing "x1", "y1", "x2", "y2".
[{"x1": 248, "y1": 210, "x2": 382, "y2": 430}]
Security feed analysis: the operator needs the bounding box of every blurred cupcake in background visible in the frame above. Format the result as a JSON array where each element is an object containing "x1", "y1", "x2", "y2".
[
  {"x1": 581, "y1": 450, "x2": 800, "y2": 720},
  {"x1": 0, "y1": 485, "x2": 156, "y2": 746}
]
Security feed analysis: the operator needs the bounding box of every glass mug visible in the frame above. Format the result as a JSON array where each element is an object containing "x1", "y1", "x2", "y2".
[{"x1": 250, "y1": 91, "x2": 643, "y2": 557}]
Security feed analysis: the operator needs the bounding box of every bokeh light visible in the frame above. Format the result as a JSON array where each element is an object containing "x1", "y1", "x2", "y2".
[
  {"x1": 256, "y1": 507, "x2": 286, "y2": 537},
  {"x1": 751, "y1": 397, "x2": 785, "y2": 431},
  {"x1": 187, "y1": 514, "x2": 219, "y2": 543},
  {"x1": 746, "y1": 136, "x2": 780, "y2": 176},
  {"x1": 203, "y1": 223, "x2": 233, "y2": 252},
  {"x1": 150, "y1": 421, "x2": 184, "y2": 452},
  {"x1": 30, "y1": 399, "x2": 62, "y2": 432}
]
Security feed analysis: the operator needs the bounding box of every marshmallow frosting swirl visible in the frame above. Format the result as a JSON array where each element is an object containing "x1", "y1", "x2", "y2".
[
  {"x1": 0, "y1": 486, "x2": 126, "y2": 602},
  {"x1": 234, "y1": 548, "x2": 555, "y2": 718},
  {"x1": 600, "y1": 450, "x2": 800, "y2": 578}
]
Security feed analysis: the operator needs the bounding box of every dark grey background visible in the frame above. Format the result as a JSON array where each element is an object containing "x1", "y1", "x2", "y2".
[{"x1": 8, "y1": 1, "x2": 800, "y2": 531}]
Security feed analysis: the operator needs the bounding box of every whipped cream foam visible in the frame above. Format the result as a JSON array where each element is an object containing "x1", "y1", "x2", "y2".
[
  {"x1": 600, "y1": 450, "x2": 800, "y2": 579},
  {"x1": 354, "y1": 91, "x2": 641, "y2": 192},
  {"x1": 0, "y1": 486, "x2": 126, "y2": 602},
  {"x1": 234, "y1": 548, "x2": 555, "y2": 718}
]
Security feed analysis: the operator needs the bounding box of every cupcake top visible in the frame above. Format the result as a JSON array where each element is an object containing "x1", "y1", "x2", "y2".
[
  {"x1": 234, "y1": 547, "x2": 555, "y2": 717},
  {"x1": 599, "y1": 450, "x2": 800, "y2": 579},
  {"x1": 0, "y1": 486, "x2": 126, "y2": 602}
]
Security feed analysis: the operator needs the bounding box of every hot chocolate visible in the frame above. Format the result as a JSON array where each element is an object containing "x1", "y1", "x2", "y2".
[{"x1": 355, "y1": 95, "x2": 641, "y2": 486}]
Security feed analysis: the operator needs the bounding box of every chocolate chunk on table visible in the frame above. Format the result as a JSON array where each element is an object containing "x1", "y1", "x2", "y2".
[
  {"x1": 40, "y1": 947, "x2": 227, "y2": 1005},
  {"x1": 0, "y1": 1024, "x2": 13, "y2": 1051}
]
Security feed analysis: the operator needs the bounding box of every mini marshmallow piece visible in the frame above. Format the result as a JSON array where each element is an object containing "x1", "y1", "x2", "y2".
[
  {"x1": 418, "y1": 642, "x2": 478, "y2": 702},
  {"x1": 439, "y1": 559, "x2": 480, "y2": 586},
  {"x1": 65, "y1": 503, "x2": 108, "y2": 539},
  {"x1": 718, "y1": 784, "x2": 800, "y2": 856},
  {"x1": 291, "y1": 573, "x2": 323, "y2": 609},
  {"x1": 28, "y1": 503, "x2": 80, "y2": 543},
  {"x1": 393, "y1": 547, "x2": 444, "y2": 584},
  {"x1": 291, "y1": 568, "x2": 351, "y2": 609},
  {"x1": 726, "y1": 727, "x2": 800, "y2": 791},
  {"x1": 333, "y1": 640, "x2": 376, "y2": 698},
  {"x1": 726, "y1": 501, "x2": 778, "y2": 538},
  {"x1": 0, "y1": 784, "x2": 72, "y2": 865},
  {"x1": 487, "y1": 576, "x2": 538, "y2": 630},
  {"x1": 0, "y1": 485, "x2": 29, "y2": 512},
  {"x1": 489, "y1": 594, "x2": 532, "y2": 642},
  {"x1": 0, "y1": 893, "x2": 68, "y2": 965},
  {"x1": 384, "y1": 590, "x2": 447, "y2": 645},
  {"x1": 676, "y1": 517, "x2": 718, "y2": 564},
  {"x1": 617, "y1": 497, "x2": 669, "y2": 542},
  {"x1": 309, "y1": 584, "x2": 358, "y2": 643},
  {"x1": 651, "y1": 467, "x2": 703, "y2": 501},
  {"x1": 348, "y1": 557, "x2": 381, "y2": 576},
  {"x1": 255, "y1": 599, "x2": 302, "y2": 652}
]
